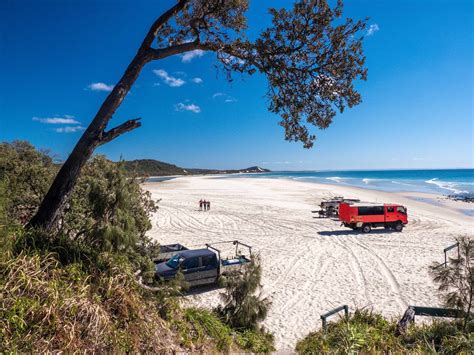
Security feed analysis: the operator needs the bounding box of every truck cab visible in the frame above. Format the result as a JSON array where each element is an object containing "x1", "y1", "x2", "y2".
[
  {"x1": 384, "y1": 204, "x2": 408, "y2": 225},
  {"x1": 156, "y1": 249, "x2": 220, "y2": 287}
]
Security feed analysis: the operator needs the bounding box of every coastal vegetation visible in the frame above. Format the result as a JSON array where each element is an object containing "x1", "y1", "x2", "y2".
[
  {"x1": 295, "y1": 308, "x2": 473, "y2": 354},
  {"x1": 296, "y1": 236, "x2": 473, "y2": 354},
  {"x1": 0, "y1": 141, "x2": 273, "y2": 352}
]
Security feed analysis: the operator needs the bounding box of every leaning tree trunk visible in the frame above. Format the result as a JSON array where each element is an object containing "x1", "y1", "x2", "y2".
[
  {"x1": 28, "y1": 0, "x2": 193, "y2": 229},
  {"x1": 28, "y1": 56, "x2": 147, "y2": 229}
]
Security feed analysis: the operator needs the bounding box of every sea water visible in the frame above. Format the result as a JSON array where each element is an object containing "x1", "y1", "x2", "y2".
[{"x1": 228, "y1": 169, "x2": 474, "y2": 197}]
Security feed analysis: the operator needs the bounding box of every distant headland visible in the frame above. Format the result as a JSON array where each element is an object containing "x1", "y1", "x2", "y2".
[{"x1": 120, "y1": 159, "x2": 270, "y2": 177}]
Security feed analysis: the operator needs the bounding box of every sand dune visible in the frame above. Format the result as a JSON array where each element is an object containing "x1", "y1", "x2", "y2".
[{"x1": 144, "y1": 176, "x2": 473, "y2": 350}]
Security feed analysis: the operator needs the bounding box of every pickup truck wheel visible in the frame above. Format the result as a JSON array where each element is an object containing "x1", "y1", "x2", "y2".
[
  {"x1": 362, "y1": 224, "x2": 371, "y2": 233},
  {"x1": 394, "y1": 223, "x2": 403, "y2": 232}
]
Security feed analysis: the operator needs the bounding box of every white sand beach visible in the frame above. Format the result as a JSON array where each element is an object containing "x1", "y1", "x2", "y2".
[{"x1": 144, "y1": 176, "x2": 473, "y2": 351}]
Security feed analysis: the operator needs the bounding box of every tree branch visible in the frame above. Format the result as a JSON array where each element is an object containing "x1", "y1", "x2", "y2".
[
  {"x1": 99, "y1": 118, "x2": 142, "y2": 145},
  {"x1": 140, "y1": 0, "x2": 190, "y2": 51},
  {"x1": 197, "y1": 42, "x2": 265, "y2": 72},
  {"x1": 147, "y1": 40, "x2": 200, "y2": 61}
]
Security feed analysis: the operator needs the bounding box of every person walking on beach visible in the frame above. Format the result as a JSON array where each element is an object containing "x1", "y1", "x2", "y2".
[
  {"x1": 202, "y1": 200, "x2": 207, "y2": 211},
  {"x1": 199, "y1": 199, "x2": 203, "y2": 211},
  {"x1": 207, "y1": 201, "x2": 211, "y2": 211}
]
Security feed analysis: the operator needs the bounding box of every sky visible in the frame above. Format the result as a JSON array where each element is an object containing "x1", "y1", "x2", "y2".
[{"x1": 0, "y1": 0, "x2": 473, "y2": 171}]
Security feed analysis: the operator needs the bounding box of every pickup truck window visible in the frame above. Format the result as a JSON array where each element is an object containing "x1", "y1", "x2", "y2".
[
  {"x1": 201, "y1": 255, "x2": 217, "y2": 267},
  {"x1": 166, "y1": 255, "x2": 184, "y2": 269},
  {"x1": 182, "y1": 257, "x2": 199, "y2": 269},
  {"x1": 387, "y1": 207, "x2": 394, "y2": 213}
]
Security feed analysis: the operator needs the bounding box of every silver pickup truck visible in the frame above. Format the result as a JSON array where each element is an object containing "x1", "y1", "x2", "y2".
[{"x1": 155, "y1": 241, "x2": 252, "y2": 287}]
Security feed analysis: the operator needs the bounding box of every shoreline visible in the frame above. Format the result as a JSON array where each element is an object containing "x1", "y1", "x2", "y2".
[
  {"x1": 164, "y1": 174, "x2": 474, "y2": 217},
  {"x1": 143, "y1": 175, "x2": 473, "y2": 350}
]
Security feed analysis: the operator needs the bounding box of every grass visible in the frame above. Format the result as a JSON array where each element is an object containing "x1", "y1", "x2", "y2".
[
  {"x1": 0, "y1": 251, "x2": 178, "y2": 352},
  {"x1": 171, "y1": 307, "x2": 275, "y2": 353},
  {"x1": 0, "y1": 246, "x2": 275, "y2": 353},
  {"x1": 295, "y1": 308, "x2": 473, "y2": 354}
]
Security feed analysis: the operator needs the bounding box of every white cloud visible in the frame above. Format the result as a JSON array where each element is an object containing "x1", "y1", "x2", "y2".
[
  {"x1": 191, "y1": 77, "x2": 203, "y2": 84},
  {"x1": 55, "y1": 125, "x2": 85, "y2": 133},
  {"x1": 174, "y1": 102, "x2": 201, "y2": 113},
  {"x1": 181, "y1": 49, "x2": 205, "y2": 63},
  {"x1": 212, "y1": 92, "x2": 237, "y2": 103},
  {"x1": 32, "y1": 115, "x2": 80, "y2": 124},
  {"x1": 88, "y1": 82, "x2": 114, "y2": 92},
  {"x1": 153, "y1": 69, "x2": 185, "y2": 87},
  {"x1": 367, "y1": 24, "x2": 380, "y2": 36}
]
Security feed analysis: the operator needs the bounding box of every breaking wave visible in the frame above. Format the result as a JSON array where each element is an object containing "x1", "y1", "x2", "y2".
[
  {"x1": 425, "y1": 178, "x2": 469, "y2": 195},
  {"x1": 326, "y1": 176, "x2": 350, "y2": 183}
]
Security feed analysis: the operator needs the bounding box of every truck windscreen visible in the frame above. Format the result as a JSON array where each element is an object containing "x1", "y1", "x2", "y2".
[{"x1": 166, "y1": 255, "x2": 184, "y2": 269}]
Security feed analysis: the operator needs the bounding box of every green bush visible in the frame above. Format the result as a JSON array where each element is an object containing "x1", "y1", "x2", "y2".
[
  {"x1": 217, "y1": 255, "x2": 271, "y2": 331},
  {"x1": 0, "y1": 141, "x2": 56, "y2": 225},
  {"x1": 171, "y1": 307, "x2": 275, "y2": 353},
  {"x1": 0, "y1": 144, "x2": 159, "y2": 277},
  {"x1": 295, "y1": 308, "x2": 473, "y2": 354},
  {"x1": 236, "y1": 328, "x2": 275, "y2": 353}
]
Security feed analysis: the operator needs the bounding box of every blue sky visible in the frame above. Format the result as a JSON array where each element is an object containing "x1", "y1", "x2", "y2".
[{"x1": 0, "y1": 0, "x2": 472, "y2": 170}]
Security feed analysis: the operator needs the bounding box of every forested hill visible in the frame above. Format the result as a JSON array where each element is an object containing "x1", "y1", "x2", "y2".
[
  {"x1": 121, "y1": 159, "x2": 270, "y2": 177},
  {"x1": 121, "y1": 159, "x2": 186, "y2": 176}
]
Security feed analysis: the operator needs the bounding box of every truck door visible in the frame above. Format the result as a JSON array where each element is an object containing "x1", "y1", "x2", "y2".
[
  {"x1": 396, "y1": 206, "x2": 408, "y2": 223},
  {"x1": 181, "y1": 257, "x2": 201, "y2": 285},
  {"x1": 385, "y1": 206, "x2": 397, "y2": 223},
  {"x1": 199, "y1": 255, "x2": 219, "y2": 282}
]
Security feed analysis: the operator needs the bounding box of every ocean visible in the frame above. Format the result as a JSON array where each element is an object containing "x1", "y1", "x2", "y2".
[{"x1": 228, "y1": 169, "x2": 474, "y2": 197}]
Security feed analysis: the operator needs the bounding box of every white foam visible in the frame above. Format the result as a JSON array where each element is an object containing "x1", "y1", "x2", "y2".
[
  {"x1": 391, "y1": 180, "x2": 415, "y2": 187},
  {"x1": 326, "y1": 176, "x2": 349, "y2": 183},
  {"x1": 425, "y1": 178, "x2": 468, "y2": 195}
]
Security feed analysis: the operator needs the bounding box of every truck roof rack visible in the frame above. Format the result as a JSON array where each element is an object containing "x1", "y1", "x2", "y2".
[{"x1": 205, "y1": 240, "x2": 253, "y2": 260}]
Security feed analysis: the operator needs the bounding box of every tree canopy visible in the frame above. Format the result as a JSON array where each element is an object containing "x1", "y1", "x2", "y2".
[
  {"x1": 157, "y1": 0, "x2": 367, "y2": 147},
  {"x1": 30, "y1": 0, "x2": 368, "y2": 229}
]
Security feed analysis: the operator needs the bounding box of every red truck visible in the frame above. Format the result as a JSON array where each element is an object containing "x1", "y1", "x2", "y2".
[{"x1": 339, "y1": 202, "x2": 408, "y2": 233}]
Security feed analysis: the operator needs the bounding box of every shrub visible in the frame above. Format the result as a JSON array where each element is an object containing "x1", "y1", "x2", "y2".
[
  {"x1": 429, "y1": 236, "x2": 473, "y2": 330},
  {"x1": 236, "y1": 328, "x2": 275, "y2": 353},
  {"x1": 295, "y1": 308, "x2": 473, "y2": 354},
  {"x1": 0, "y1": 141, "x2": 56, "y2": 225},
  {"x1": 171, "y1": 307, "x2": 275, "y2": 353},
  {"x1": 216, "y1": 255, "x2": 271, "y2": 331},
  {"x1": 1, "y1": 145, "x2": 159, "y2": 277}
]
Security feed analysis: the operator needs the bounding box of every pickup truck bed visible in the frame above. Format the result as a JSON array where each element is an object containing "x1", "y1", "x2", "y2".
[
  {"x1": 153, "y1": 243, "x2": 188, "y2": 262},
  {"x1": 221, "y1": 255, "x2": 251, "y2": 274}
]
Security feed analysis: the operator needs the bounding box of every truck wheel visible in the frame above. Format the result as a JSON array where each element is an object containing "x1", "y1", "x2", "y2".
[
  {"x1": 362, "y1": 224, "x2": 371, "y2": 233},
  {"x1": 394, "y1": 223, "x2": 403, "y2": 232}
]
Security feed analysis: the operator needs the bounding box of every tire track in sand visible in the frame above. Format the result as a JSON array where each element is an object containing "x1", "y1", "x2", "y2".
[{"x1": 347, "y1": 236, "x2": 407, "y2": 310}]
